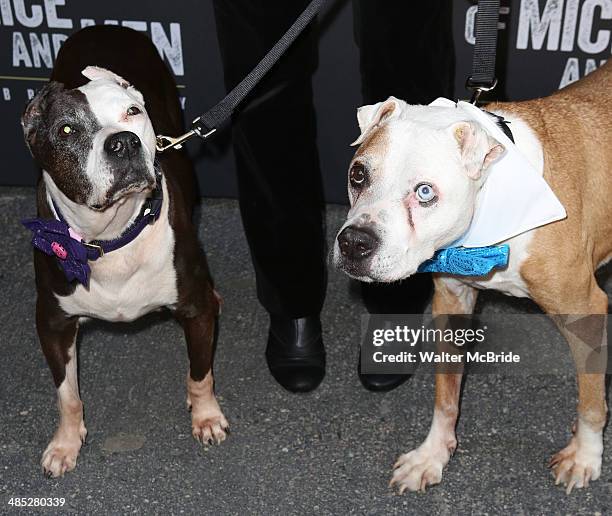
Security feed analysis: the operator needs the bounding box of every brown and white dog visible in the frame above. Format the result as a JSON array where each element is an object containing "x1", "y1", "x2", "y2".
[
  {"x1": 22, "y1": 27, "x2": 228, "y2": 477},
  {"x1": 333, "y1": 62, "x2": 611, "y2": 493}
]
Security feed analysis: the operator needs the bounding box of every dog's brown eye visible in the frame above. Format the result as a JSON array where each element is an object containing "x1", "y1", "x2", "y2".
[
  {"x1": 60, "y1": 124, "x2": 73, "y2": 136},
  {"x1": 127, "y1": 106, "x2": 141, "y2": 116},
  {"x1": 350, "y1": 164, "x2": 366, "y2": 187}
]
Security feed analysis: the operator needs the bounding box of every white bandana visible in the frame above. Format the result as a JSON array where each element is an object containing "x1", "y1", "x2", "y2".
[{"x1": 429, "y1": 97, "x2": 566, "y2": 248}]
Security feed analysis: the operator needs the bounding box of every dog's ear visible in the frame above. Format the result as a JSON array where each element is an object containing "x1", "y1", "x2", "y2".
[
  {"x1": 351, "y1": 96, "x2": 404, "y2": 146},
  {"x1": 22, "y1": 81, "x2": 64, "y2": 150},
  {"x1": 81, "y1": 66, "x2": 144, "y2": 104},
  {"x1": 452, "y1": 121, "x2": 505, "y2": 180}
]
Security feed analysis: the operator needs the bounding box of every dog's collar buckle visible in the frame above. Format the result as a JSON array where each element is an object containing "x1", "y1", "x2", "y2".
[{"x1": 82, "y1": 241, "x2": 104, "y2": 258}]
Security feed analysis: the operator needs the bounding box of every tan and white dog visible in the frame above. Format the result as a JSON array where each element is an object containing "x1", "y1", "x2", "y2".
[{"x1": 333, "y1": 62, "x2": 611, "y2": 493}]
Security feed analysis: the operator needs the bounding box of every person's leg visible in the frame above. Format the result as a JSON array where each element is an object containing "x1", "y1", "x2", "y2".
[
  {"x1": 213, "y1": 0, "x2": 326, "y2": 318},
  {"x1": 354, "y1": 0, "x2": 455, "y2": 105},
  {"x1": 353, "y1": 0, "x2": 455, "y2": 390},
  {"x1": 213, "y1": 0, "x2": 326, "y2": 391}
]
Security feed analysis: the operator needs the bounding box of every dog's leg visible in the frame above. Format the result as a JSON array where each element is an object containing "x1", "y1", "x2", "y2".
[
  {"x1": 391, "y1": 372, "x2": 462, "y2": 493},
  {"x1": 549, "y1": 373, "x2": 607, "y2": 493},
  {"x1": 533, "y1": 279, "x2": 608, "y2": 493},
  {"x1": 176, "y1": 290, "x2": 229, "y2": 445},
  {"x1": 37, "y1": 296, "x2": 86, "y2": 478},
  {"x1": 391, "y1": 278, "x2": 477, "y2": 493}
]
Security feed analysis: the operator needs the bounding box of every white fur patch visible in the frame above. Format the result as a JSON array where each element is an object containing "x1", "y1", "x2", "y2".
[
  {"x1": 551, "y1": 419, "x2": 603, "y2": 492},
  {"x1": 77, "y1": 71, "x2": 156, "y2": 206},
  {"x1": 57, "y1": 178, "x2": 178, "y2": 322},
  {"x1": 458, "y1": 230, "x2": 533, "y2": 298},
  {"x1": 391, "y1": 409, "x2": 457, "y2": 492},
  {"x1": 41, "y1": 335, "x2": 87, "y2": 477}
]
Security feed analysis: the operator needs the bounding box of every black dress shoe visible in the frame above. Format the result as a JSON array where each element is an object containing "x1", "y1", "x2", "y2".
[
  {"x1": 357, "y1": 349, "x2": 411, "y2": 392},
  {"x1": 266, "y1": 315, "x2": 325, "y2": 393},
  {"x1": 358, "y1": 276, "x2": 432, "y2": 392}
]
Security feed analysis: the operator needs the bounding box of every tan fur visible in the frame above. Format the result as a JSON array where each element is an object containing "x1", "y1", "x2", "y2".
[
  {"x1": 430, "y1": 277, "x2": 478, "y2": 436},
  {"x1": 354, "y1": 124, "x2": 389, "y2": 160},
  {"x1": 396, "y1": 63, "x2": 612, "y2": 495},
  {"x1": 488, "y1": 62, "x2": 609, "y2": 491},
  {"x1": 376, "y1": 100, "x2": 397, "y2": 124},
  {"x1": 497, "y1": 65, "x2": 611, "y2": 480},
  {"x1": 489, "y1": 62, "x2": 612, "y2": 279}
]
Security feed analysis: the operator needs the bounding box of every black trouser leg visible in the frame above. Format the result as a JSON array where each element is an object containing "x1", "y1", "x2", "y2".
[
  {"x1": 213, "y1": 0, "x2": 327, "y2": 318},
  {"x1": 353, "y1": 0, "x2": 455, "y2": 105},
  {"x1": 353, "y1": 0, "x2": 455, "y2": 314}
]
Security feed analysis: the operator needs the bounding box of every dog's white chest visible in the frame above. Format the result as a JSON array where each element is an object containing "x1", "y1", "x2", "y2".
[
  {"x1": 457, "y1": 230, "x2": 533, "y2": 298},
  {"x1": 57, "y1": 198, "x2": 178, "y2": 322}
]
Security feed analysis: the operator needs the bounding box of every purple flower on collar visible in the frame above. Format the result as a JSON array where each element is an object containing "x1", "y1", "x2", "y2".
[
  {"x1": 23, "y1": 177, "x2": 163, "y2": 287},
  {"x1": 22, "y1": 218, "x2": 96, "y2": 286}
]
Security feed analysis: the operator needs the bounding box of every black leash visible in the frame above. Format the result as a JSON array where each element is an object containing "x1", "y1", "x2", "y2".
[
  {"x1": 466, "y1": 0, "x2": 501, "y2": 104},
  {"x1": 156, "y1": 0, "x2": 326, "y2": 152},
  {"x1": 465, "y1": 0, "x2": 513, "y2": 141},
  {"x1": 157, "y1": 0, "x2": 502, "y2": 151}
]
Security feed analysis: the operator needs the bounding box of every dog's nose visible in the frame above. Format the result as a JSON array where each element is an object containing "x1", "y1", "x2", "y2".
[
  {"x1": 337, "y1": 226, "x2": 378, "y2": 261},
  {"x1": 104, "y1": 131, "x2": 141, "y2": 158}
]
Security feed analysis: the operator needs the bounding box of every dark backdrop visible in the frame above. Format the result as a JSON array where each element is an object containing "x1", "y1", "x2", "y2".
[{"x1": 0, "y1": 0, "x2": 609, "y2": 203}]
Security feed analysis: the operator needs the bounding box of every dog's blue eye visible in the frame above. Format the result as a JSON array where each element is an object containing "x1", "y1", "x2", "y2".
[{"x1": 415, "y1": 183, "x2": 437, "y2": 204}]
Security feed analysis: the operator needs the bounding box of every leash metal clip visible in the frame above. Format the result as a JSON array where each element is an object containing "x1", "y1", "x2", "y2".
[
  {"x1": 156, "y1": 130, "x2": 196, "y2": 153},
  {"x1": 155, "y1": 117, "x2": 217, "y2": 153},
  {"x1": 466, "y1": 77, "x2": 498, "y2": 105}
]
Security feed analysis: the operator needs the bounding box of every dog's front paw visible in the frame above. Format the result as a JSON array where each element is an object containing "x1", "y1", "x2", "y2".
[
  {"x1": 191, "y1": 411, "x2": 230, "y2": 445},
  {"x1": 390, "y1": 439, "x2": 455, "y2": 494},
  {"x1": 41, "y1": 425, "x2": 86, "y2": 478},
  {"x1": 187, "y1": 374, "x2": 229, "y2": 446},
  {"x1": 549, "y1": 433, "x2": 603, "y2": 494}
]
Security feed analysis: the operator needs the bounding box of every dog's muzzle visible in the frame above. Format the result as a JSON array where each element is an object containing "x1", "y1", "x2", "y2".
[
  {"x1": 93, "y1": 130, "x2": 155, "y2": 209},
  {"x1": 104, "y1": 131, "x2": 142, "y2": 159},
  {"x1": 337, "y1": 226, "x2": 379, "y2": 262}
]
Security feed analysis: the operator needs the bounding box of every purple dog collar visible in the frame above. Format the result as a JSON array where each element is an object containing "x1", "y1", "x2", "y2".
[{"x1": 23, "y1": 176, "x2": 163, "y2": 286}]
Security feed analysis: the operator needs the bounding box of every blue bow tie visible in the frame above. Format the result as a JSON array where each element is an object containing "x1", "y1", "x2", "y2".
[{"x1": 417, "y1": 244, "x2": 509, "y2": 276}]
